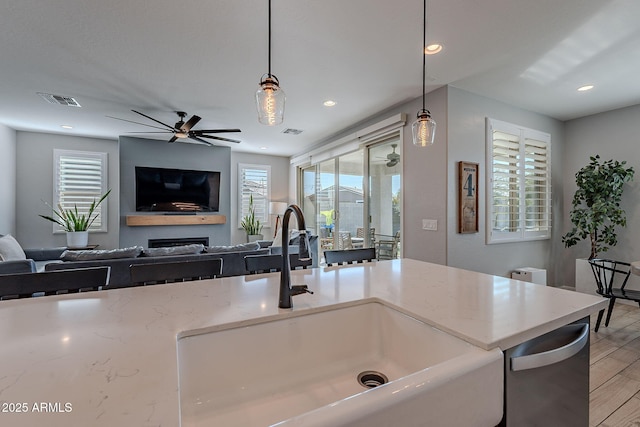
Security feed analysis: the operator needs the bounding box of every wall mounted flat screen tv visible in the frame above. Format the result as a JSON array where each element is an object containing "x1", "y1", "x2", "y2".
[{"x1": 135, "y1": 166, "x2": 221, "y2": 212}]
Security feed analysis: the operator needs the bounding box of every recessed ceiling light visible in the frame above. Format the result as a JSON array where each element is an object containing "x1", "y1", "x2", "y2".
[
  {"x1": 425, "y1": 44, "x2": 443, "y2": 55},
  {"x1": 61, "y1": 125, "x2": 73, "y2": 129},
  {"x1": 323, "y1": 100, "x2": 337, "y2": 107},
  {"x1": 577, "y1": 85, "x2": 594, "y2": 92},
  {"x1": 260, "y1": 146, "x2": 268, "y2": 150}
]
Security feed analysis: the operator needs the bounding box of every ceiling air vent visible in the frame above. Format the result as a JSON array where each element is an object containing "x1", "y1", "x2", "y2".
[
  {"x1": 37, "y1": 92, "x2": 82, "y2": 107},
  {"x1": 282, "y1": 128, "x2": 303, "y2": 135}
]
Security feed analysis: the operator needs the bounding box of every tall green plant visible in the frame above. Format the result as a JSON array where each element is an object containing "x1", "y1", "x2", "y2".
[
  {"x1": 562, "y1": 156, "x2": 634, "y2": 259},
  {"x1": 240, "y1": 195, "x2": 263, "y2": 235},
  {"x1": 39, "y1": 189, "x2": 111, "y2": 232}
]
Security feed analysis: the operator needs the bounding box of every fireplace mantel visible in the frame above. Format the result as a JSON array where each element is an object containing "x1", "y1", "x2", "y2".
[{"x1": 125, "y1": 214, "x2": 226, "y2": 226}]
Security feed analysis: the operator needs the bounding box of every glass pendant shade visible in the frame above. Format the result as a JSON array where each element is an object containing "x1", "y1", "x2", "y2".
[
  {"x1": 412, "y1": 109, "x2": 436, "y2": 147},
  {"x1": 256, "y1": 74, "x2": 285, "y2": 126}
]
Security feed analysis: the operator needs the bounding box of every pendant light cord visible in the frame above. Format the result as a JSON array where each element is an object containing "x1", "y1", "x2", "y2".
[
  {"x1": 268, "y1": 0, "x2": 272, "y2": 78},
  {"x1": 422, "y1": 0, "x2": 426, "y2": 111}
]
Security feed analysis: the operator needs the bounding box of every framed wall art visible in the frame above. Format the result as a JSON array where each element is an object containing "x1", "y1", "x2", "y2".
[{"x1": 458, "y1": 161, "x2": 478, "y2": 233}]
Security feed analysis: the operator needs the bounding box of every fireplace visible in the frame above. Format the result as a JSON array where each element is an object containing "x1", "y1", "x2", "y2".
[{"x1": 148, "y1": 237, "x2": 210, "y2": 248}]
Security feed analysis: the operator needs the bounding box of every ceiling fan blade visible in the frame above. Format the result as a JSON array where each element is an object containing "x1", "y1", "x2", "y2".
[
  {"x1": 189, "y1": 135, "x2": 214, "y2": 146},
  {"x1": 180, "y1": 115, "x2": 201, "y2": 132},
  {"x1": 197, "y1": 134, "x2": 241, "y2": 144},
  {"x1": 106, "y1": 115, "x2": 169, "y2": 131},
  {"x1": 131, "y1": 109, "x2": 175, "y2": 130},
  {"x1": 192, "y1": 128, "x2": 241, "y2": 134},
  {"x1": 168, "y1": 135, "x2": 178, "y2": 143},
  {"x1": 126, "y1": 131, "x2": 173, "y2": 134}
]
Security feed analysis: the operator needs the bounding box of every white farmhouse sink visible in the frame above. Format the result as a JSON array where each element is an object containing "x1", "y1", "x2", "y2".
[{"x1": 177, "y1": 300, "x2": 503, "y2": 427}]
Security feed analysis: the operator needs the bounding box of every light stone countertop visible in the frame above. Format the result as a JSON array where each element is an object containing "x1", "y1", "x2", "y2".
[{"x1": 0, "y1": 259, "x2": 606, "y2": 426}]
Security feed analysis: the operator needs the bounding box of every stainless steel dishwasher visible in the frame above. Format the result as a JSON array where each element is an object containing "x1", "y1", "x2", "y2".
[{"x1": 500, "y1": 316, "x2": 590, "y2": 426}]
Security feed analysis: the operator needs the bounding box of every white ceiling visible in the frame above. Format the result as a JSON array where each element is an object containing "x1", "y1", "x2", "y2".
[{"x1": 1, "y1": 0, "x2": 639, "y2": 157}]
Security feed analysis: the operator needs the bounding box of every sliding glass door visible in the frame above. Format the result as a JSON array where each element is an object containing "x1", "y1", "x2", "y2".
[
  {"x1": 299, "y1": 131, "x2": 401, "y2": 261},
  {"x1": 367, "y1": 135, "x2": 401, "y2": 258}
]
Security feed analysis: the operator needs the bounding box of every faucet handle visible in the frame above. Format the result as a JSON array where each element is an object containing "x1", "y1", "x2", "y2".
[{"x1": 291, "y1": 285, "x2": 314, "y2": 296}]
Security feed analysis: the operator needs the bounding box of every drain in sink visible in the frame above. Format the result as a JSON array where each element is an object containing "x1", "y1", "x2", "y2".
[{"x1": 357, "y1": 371, "x2": 389, "y2": 388}]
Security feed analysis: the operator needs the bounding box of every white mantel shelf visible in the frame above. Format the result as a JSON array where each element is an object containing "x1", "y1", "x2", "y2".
[
  {"x1": 125, "y1": 214, "x2": 226, "y2": 226},
  {"x1": 0, "y1": 259, "x2": 606, "y2": 426}
]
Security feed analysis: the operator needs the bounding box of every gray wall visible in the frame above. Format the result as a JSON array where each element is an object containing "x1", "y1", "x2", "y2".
[
  {"x1": 0, "y1": 124, "x2": 16, "y2": 235},
  {"x1": 289, "y1": 85, "x2": 569, "y2": 283},
  {"x1": 119, "y1": 136, "x2": 232, "y2": 248},
  {"x1": 562, "y1": 104, "x2": 640, "y2": 288},
  {"x1": 446, "y1": 86, "x2": 566, "y2": 284},
  {"x1": 15, "y1": 132, "x2": 120, "y2": 249},
  {"x1": 230, "y1": 152, "x2": 291, "y2": 244},
  {"x1": 402, "y1": 87, "x2": 448, "y2": 265}
]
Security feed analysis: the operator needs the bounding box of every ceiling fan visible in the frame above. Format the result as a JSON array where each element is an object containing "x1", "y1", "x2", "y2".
[
  {"x1": 385, "y1": 144, "x2": 400, "y2": 167},
  {"x1": 109, "y1": 110, "x2": 241, "y2": 146}
]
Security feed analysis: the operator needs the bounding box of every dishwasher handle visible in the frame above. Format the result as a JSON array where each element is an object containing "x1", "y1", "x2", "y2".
[{"x1": 510, "y1": 323, "x2": 589, "y2": 372}]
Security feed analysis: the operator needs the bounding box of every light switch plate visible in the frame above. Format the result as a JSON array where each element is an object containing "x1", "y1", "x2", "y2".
[{"x1": 422, "y1": 219, "x2": 437, "y2": 231}]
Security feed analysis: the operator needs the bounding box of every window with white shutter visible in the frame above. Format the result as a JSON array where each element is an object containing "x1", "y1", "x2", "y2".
[
  {"x1": 238, "y1": 164, "x2": 270, "y2": 227},
  {"x1": 486, "y1": 118, "x2": 550, "y2": 243},
  {"x1": 53, "y1": 150, "x2": 108, "y2": 232}
]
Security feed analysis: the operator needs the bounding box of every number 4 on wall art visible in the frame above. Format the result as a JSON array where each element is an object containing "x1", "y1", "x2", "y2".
[{"x1": 458, "y1": 161, "x2": 478, "y2": 233}]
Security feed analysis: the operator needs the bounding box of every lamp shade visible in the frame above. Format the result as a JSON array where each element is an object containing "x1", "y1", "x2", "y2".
[
  {"x1": 256, "y1": 75, "x2": 285, "y2": 126},
  {"x1": 412, "y1": 109, "x2": 436, "y2": 147},
  {"x1": 269, "y1": 201, "x2": 288, "y2": 215}
]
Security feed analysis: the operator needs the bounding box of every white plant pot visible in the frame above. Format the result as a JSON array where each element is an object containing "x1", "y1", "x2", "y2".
[
  {"x1": 66, "y1": 231, "x2": 89, "y2": 249},
  {"x1": 247, "y1": 234, "x2": 263, "y2": 243}
]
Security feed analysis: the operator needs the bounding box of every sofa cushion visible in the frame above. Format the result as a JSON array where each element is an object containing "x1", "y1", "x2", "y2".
[
  {"x1": 142, "y1": 244, "x2": 204, "y2": 257},
  {"x1": 61, "y1": 246, "x2": 144, "y2": 261},
  {"x1": 0, "y1": 234, "x2": 27, "y2": 261},
  {"x1": 205, "y1": 242, "x2": 260, "y2": 254}
]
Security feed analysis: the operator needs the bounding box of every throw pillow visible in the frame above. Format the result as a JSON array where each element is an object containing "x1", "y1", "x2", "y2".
[
  {"x1": 0, "y1": 234, "x2": 27, "y2": 261},
  {"x1": 142, "y1": 243, "x2": 205, "y2": 257},
  {"x1": 205, "y1": 242, "x2": 260, "y2": 254},
  {"x1": 61, "y1": 246, "x2": 144, "y2": 261}
]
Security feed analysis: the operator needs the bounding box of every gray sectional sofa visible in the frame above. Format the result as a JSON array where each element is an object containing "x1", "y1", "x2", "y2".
[
  {"x1": 44, "y1": 244, "x2": 270, "y2": 288},
  {"x1": 0, "y1": 235, "x2": 318, "y2": 291}
]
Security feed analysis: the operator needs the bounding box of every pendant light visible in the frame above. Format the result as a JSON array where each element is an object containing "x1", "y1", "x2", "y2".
[
  {"x1": 412, "y1": 0, "x2": 436, "y2": 147},
  {"x1": 256, "y1": 0, "x2": 285, "y2": 126}
]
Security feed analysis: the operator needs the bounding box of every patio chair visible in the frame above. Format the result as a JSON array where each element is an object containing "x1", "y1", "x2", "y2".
[{"x1": 375, "y1": 231, "x2": 400, "y2": 260}]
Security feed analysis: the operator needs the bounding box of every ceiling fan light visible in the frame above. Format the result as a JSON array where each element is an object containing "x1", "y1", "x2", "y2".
[
  {"x1": 412, "y1": 109, "x2": 436, "y2": 147},
  {"x1": 175, "y1": 131, "x2": 188, "y2": 138},
  {"x1": 256, "y1": 74, "x2": 285, "y2": 126}
]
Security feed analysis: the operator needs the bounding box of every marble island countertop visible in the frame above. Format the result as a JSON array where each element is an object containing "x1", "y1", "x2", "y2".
[{"x1": 0, "y1": 259, "x2": 606, "y2": 426}]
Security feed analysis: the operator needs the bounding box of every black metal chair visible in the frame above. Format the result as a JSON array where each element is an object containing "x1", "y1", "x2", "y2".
[
  {"x1": 589, "y1": 258, "x2": 640, "y2": 332},
  {"x1": 324, "y1": 247, "x2": 376, "y2": 266},
  {"x1": 129, "y1": 258, "x2": 222, "y2": 286},
  {"x1": 244, "y1": 253, "x2": 311, "y2": 274},
  {"x1": 0, "y1": 266, "x2": 110, "y2": 300}
]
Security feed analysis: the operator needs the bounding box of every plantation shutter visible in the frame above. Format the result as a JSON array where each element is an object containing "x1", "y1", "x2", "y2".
[
  {"x1": 491, "y1": 128, "x2": 521, "y2": 236},
  {"x1": 238, "y1": 164, "x2": 270, "y2": 227},
  {"x1": 54, "y1": 150, "x2": 108, "y2": 232},
  {"x1": 524, "y1": 136, "x2": 551, "y2": 235},
  {"x1": 486, "y1": 118, "x2": 551, "y2": 243}
]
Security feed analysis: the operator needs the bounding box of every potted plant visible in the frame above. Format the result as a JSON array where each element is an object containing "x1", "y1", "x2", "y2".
[
  {"x1": 562, "y1": 156, "x2": 634, "y2": 259},
  {"x1": 562, "y1": 156, "x2": 634, "y2": 294},
  {"x1": 241, "y1": 195, "x2": 263, "y2": 242},
  {"x1": 39, "y1": 189, "x2": 111, "y2": 248}
]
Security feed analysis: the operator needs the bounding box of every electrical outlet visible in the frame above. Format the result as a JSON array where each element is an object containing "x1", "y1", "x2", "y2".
[{"x1": 422, "y1": 219, "x2": 437, "y2": 231}]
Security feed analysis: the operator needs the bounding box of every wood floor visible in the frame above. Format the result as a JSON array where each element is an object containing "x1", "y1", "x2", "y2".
[{"x1": 590, "y1": 302, "x2": 640, "y2": 426}]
